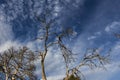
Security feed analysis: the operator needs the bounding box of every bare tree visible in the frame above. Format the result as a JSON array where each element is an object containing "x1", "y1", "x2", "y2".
[
  {"x1": 35, "y1": 19, "x2": 75, "y2": 80},
  {"x1": 56, "y1": 30, "x2": 76, "y2": 80},
  {"x1": 34, "y1": 0, "x2": 75, "y2": 80},
  {"x1": 0, "y1": 47, "x2": 37, "y2": 80},
  {"x1": 63, "y1": 48, "x2": 110, "y2": 80}
]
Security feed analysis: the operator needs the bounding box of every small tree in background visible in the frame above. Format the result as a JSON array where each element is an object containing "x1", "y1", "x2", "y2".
[
  {"x1": 114, "y1": 33, "x2": 120, "y2": 38},
  {"x1": 63, "y1": 48, "x2": 110, "y2": 80},
  {"x1": 0, "y1": 47, "x2": 37, "y2": 80}
]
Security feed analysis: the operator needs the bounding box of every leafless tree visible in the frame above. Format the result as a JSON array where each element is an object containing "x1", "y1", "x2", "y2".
[
  {"x1": 36, "y1": 15, "x2": 75, "y2": 79},
  {"x1": 34, "y1": 0, "x2": 77, "y2": 80},
  {"x1": 0, "y1": 47, "x2": 37, "y2": 80},
  {"x1": 35, "y1": 20, "x2": 74, "y2": 80},
  {"x1": 63, "y1": 48, "x2": 110, "y2": 80}
]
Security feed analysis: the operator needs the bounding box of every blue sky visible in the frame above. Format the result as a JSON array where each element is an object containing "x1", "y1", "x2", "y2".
[{"x1": 0, "y1": 0, "x2": 120, "y2": 80}]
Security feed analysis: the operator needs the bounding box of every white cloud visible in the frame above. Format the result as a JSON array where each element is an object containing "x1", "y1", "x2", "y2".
[
  {"x1": 0, "y1": 21, "x2": 13, "y2": 43},
  {"x1": 0, "y1": 5, "x2": 26, "y2": 53},
  {"x1": 88, "y1": 36, "x2": 96, "y2": 40},
  {"x1": 0, "y1": 41, "x2": 22, "y2": 53},
  {"x1": 0, "y1": 8, "x2": 15, "y2": 51},
  {"x1": 105, "y1": 26, "x2": 110, "y2": 32},
  {"x1": 95, "y1": 31, "x2": 101, "y2": 35},
  {"x1": 105, "y1": 21, "x2": 120, "y2": 33},
  {"x1": 0, "y1": 9, "x2": 13, "y2": 44},
  {"x1": 87, "y1": 31, "x2": 101, "y2": 40},
  {"x1": 47, "y1": 75, "x2": 65, "y2": 80}
]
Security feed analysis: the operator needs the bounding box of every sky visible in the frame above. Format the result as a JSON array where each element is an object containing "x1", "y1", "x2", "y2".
[{"x1": 0, "y1": 0, "x2": 120, "y2": 80}]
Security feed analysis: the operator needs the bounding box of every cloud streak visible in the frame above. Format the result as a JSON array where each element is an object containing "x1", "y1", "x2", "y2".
[{"x1": 105, "y1": 21, "x2": 120, "y2": 33}]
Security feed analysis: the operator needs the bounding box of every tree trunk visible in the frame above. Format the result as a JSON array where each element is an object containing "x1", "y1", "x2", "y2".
[
  {"x1": 65, "y1": 70, "x2": 69, "y2": 80},
  {"x1": 5, "y1": 73, "x2": 8, "y2": 80},
  {"x1": 4, "y1": 66, "x2": 9, "y2": 80},
  {"x1": 65, "y1": 65, "x2": 69, "y2": 80},
  {"x1": 41, "y1": 60, "x2": 47, "y2": 80},
  {"x1": 11, "y1": 76, "x2": 15, "y2": 80}
]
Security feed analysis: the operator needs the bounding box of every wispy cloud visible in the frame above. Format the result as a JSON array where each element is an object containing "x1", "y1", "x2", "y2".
[
  {"x1": 0, "y1": 41, "x2": 22, "y2": 53},
  {"x1": 88, "y1": 36, "x2": 96, "y2": 40},
  {"x1": 0, "y1": 7, "x2": 13, "y2": 45},
  {"x1": 105, "y1": 21, "x2": 120, "y2": 33},
  {"x1": 84, "y1": 62, "x2": 120, "y2": 80}
]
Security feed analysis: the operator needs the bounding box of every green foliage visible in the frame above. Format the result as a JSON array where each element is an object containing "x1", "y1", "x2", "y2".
[
  {"x1": 63, "y1": 75, "x2": 80, "y2": 80},
  {"x1": 68, "y1": 75, "x2": 80, "y2": 80}
]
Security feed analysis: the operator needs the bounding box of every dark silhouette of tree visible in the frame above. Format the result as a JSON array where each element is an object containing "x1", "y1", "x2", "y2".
[{"x1": 0, "y1": 47, "x2": 37, "y2": 80}]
